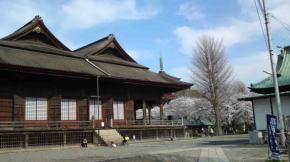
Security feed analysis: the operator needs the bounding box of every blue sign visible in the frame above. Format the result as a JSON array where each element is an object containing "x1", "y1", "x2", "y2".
[{"x1": 266, "y1": 114, "x2": 280, "y2": 159}]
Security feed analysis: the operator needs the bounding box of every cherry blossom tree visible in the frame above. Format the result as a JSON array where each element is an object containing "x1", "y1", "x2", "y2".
[
  {"x1": 155, "y1": 80, "x2": 253, "y2": 133},
  {"x1": 221, "y1": 81, "x2": 253, "y2": 132}
]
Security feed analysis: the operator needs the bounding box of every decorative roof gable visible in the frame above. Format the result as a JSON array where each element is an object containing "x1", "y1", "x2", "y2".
[
  {"x1": 75, "y1": 34, "x2": 136, "y2": 63},
  {"x1": 2, "y1": 16, "x2": 70, "y2": 51}
]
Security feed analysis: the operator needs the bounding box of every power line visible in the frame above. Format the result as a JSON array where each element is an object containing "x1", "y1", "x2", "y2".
[
  {"x1": 272, "y1": 15, "x2": 290, "y2": 33},
  {"x1": 253, "y1": 0, "x2": 268, "y2": 48},
  {"x1": 271, "y1": 15, "x2": 290, "y2": 46},
  {"x1": 257, "y1": 0, "x2": 264, "y2": 15}
]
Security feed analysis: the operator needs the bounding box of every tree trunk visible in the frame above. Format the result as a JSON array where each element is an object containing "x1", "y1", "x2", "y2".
[{"x1": 213, "y1": 104, "x2": 223, "y2": 136}]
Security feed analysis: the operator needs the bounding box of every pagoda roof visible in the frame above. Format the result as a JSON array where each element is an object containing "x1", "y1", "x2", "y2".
[
  {"x1": 250, "y1": 46, "x2": 290, "y2": 94},
  {"x1": 0, "y1": 16, "x2": 192, "y2": 89}
]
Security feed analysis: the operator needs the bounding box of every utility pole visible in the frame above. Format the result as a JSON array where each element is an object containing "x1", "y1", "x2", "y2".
[{"x1": 262, "y1": 0, "x2": 286, "y2": 146}]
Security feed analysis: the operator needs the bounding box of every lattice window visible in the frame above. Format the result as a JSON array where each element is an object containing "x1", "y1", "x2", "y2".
[
  {"x1": 61, "y1": 99, "x2": 76, "y2": 120},
  {"x1": 113, "y1": 101, "x2": 124, "y2": 120},
  {"x1": 89, "y1": 100, "x2": 102, "y2": 120},
  {"x1": 25, "y1": 97, "x2": 47, "y2": 120}
]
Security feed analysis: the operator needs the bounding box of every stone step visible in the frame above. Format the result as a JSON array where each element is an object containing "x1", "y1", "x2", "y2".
[{"x1": 96, "y1": 129, "x2": 123, "y2": 145}]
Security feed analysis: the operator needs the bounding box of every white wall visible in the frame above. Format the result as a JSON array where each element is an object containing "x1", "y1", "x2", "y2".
[
  {"x1": 254, "y1": 96, "x2": 290, "y2": 130},
  {"x1": 253, "y1": 98, "x2": 272, "y2": 130}
]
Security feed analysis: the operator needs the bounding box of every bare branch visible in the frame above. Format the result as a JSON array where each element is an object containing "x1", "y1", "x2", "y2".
[{"x1": 190, "y1": 35, "x2": 233, "y2": 135}]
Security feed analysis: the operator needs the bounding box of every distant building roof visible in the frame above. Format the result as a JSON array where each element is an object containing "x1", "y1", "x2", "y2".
[
  {"x1": 250, "y1": 46, "x2": 290, "y2": 94},
  {"x1": 238, "y1": 91, "x2": 290, "y2": 101},
  {"x1": 184, "y1": 118, "x2": 214, "y2": 126}
]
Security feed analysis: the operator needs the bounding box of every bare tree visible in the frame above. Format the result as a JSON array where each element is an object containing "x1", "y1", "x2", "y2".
[{"x1": 191, "y1": 35, "x2": 233, "y2": 135}]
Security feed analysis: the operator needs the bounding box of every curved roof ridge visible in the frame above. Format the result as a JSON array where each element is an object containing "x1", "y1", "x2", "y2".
[
  {"x1": 74, "y1": 34, "x2": 113, "y2": 53},
  {"x1": 250, "y1": 48, "x2": 290, "y2": 93},
  {"x1": 75, "y1": 34, "x2": 137, "y2": 63},
  {"x1": 1, "y1": 15, "x2": 70, "y2": 51}
]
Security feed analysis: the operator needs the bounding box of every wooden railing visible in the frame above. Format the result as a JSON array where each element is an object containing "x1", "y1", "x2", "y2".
[
  {"x1": 0, "y1": 120, "x2": 183, "y2": 130},
  {"x1": 121, "y1": 120, "x2": 183, "y2": 126},
  {"x1": 0, "y1": 121, "x2": 93, "y2": 130}
]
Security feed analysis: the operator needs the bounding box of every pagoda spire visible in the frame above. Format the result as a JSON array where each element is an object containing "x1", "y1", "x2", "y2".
[{"x1": 160, "y1": 52, "x2": 164, "y2": 72}]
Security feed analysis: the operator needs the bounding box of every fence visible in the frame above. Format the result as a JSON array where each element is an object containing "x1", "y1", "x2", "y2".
[
  {"x1": 118, "y1": 128, "x2": 186, "y2": 140},
  {"x1": 0, "y1": 131, "x2": 94, "y2": 150},
  {"x1": 0, "y1": 120, "x2": 185, "y2": 150}
]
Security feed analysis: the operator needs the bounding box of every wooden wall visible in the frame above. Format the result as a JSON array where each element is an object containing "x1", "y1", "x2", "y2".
[
  {"x1": 0, "y1": 70, "x2": 165, "y2": 123},
  {"x1": 0, "y1": 96, "x2": 13, "y2": 121}
]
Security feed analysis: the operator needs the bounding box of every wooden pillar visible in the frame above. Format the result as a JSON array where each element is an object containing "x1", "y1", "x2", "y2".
[
  {"x1": 134, "y1": 108, "x2": 136, "y2": 120},
  {"x1": 159, "y1": 103, "x2": 164, "y2": 120},
  {"x1": 24, "y1": 133, "x2": 29, "y2": 148},
  {"x1": 156, "y1": 129, "x2": 159, "y2": 140},
  {"x1": 93, "y1": 131, "x2": 97, "y2": 145},
  {"x1": 92, "y1": 117, "x2": 95, "y2": 129},
  {"x1": 148, "y1": 107, "x2": 151, "y2": 124},
  {"x1": 174, "y1": 129, "x2": 176, "y2": 139},
  {"x1": 184, "y1": 126, "x2": 186, "y2": 138},
  {"x1": 140, "y1": 130, "x2": 143, "y2": 141},
  {"x1": 63, "y1": 132, "x2": 67, "y2": 145},
  {"x1": 142, "y1": 100, "x2": 147, "y2": 123}
]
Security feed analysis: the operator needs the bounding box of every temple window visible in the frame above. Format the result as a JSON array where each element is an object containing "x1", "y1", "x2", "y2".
[
  {"x1": 61, "y1": 99, "x2": 76, "y2": 120},
  {"x1": 113, "y1": 101, "x2": 124, "y2": 120},
  {"x1": 25, "y1": 97, "x2": 47, "y2": 120},
  {"x1": 89, "y1": 99, "x2": 102, "y2": 120}
]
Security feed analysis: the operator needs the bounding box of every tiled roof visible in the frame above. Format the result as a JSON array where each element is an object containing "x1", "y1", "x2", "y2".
[
  {"x1": 250, "y1": 46, "x2": 290, "y2": 93},
  {"x1": 0, "y1": 16, "x2": 192, "y2": 88}
]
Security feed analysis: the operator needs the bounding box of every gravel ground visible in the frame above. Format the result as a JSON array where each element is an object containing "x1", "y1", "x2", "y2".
[{"x1": 0, "y1": 134, "x2": 286, "y2": 162}]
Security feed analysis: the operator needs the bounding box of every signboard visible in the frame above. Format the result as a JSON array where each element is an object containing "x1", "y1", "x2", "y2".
[{"x1": 266, "y1": 114, "x2": 280, "y2": 159}]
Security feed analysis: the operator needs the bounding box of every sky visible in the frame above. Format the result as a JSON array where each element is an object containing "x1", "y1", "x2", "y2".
[{"x1": 0, "y1": 0, "x2": 290, "y2": 86}]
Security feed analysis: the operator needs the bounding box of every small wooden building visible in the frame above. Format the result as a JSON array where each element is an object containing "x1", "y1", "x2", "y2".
[{"x1": 0, "y1": 16, "x2": 191, "y2": 147}]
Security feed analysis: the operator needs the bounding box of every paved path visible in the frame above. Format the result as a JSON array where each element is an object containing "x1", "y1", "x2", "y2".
[
  {"x1": 0, "y1": 135, "x2": 277, "y2": 162},
  {"x1": 199, "y1": 147, "x2": 229, "y2": 162}
]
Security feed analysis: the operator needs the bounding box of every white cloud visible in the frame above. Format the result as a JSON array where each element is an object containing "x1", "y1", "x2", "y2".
[
  {"x1": 0, "y1": 0, "x2": 159, "y2": 50},
  {"x1": 173, "y1": 0, "x2": 290, "y2": 56},
  {"x1": 237, "y1": 0, "x2": 290, "y2": 30},
  {"x1": 173, "y1": 19, "x2": 261, "y2": 56},
  {"x1": 173, "y1": 0, "x2": 290, "y2": 85},
  {"x1": 0, "y1": 0, "x2": 47, "y2": 37},
  {"x1": 61, "y1": 0, "x2": 158, "y2": 30},
  {"x1": 126, "y1": 49, "x2": 142, "y2": 61},
  {"x1": 169, "y1": 66, "x2": 191, "y2": 82},
  {"x1": 230, "y1": 51, "x2": 278, "y2": 85},
  {"x1": 177, "y1": 1, "x2": 205, "y2": 20},
  {"x1": 0, "y1": 0, "x2": 158, "y2": 37}
]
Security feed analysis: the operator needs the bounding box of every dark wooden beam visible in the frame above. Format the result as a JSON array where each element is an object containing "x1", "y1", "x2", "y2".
[
  {"x1": 160, "y1": 103, "x2": 164, "y2": 120},
  {"x1": 142, "y1": 99, "x2": 147, "y2": 123}
]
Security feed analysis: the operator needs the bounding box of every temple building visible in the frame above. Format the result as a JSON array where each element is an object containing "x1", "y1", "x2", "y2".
[
  {"x1": 240, "y1": 46, "x2": 290, "y2": 130},
  {"x1": 0, "y1": 16, "x2": 192, "y2": 148}
]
